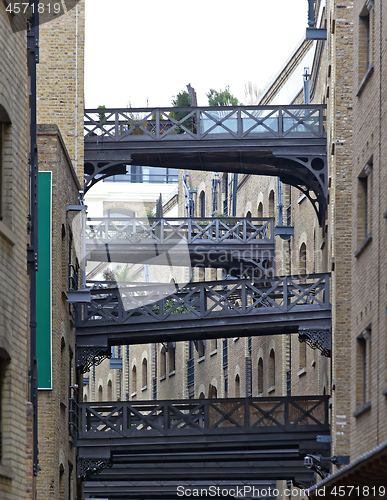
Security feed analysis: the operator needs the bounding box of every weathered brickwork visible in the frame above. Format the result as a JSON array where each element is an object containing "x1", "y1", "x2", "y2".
[
  {"x1": 348, "y1": 0, "x2": 387, "y2": 460},
  {"x1": 37, "y1": 1, "x2": 85, "y2": 180},
  {"x1": 36, "y1": 125, "x2": 81, "y2": 500},
  {"x1": 0, "y1": 5, "x2": 29, "y2": 500}
]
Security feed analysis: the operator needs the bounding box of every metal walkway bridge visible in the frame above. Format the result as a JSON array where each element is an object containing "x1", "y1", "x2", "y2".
[
  {"x1": 78, "y1": 396, "x2": 330, "y2": 489},
  {"x1": 76, "y1": 273, "x2": 331, "y2": 372},
  {"x1": 82, "y1": 480, "x2": 278, "y2": 500},
  {"x1": 85, "y1": 216, "x2": 275, "y2": 274},
  {"x1": 84, "y1": 105, "x2": 327, "y2": 224}
]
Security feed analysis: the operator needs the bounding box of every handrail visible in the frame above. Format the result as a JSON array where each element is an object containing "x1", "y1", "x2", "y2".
[
  {"x1": 79, "y1": 396, "x2": 330, "y2": 439},
  {"x1": 77, "y1": 273, "x2": 331, "y2": 328},
  {"x1": 85, "y1": 216, "x2": 275, "y2": 245},
  {"x1": 84, "y1": 105, "x2": 326, "y2": 142}
]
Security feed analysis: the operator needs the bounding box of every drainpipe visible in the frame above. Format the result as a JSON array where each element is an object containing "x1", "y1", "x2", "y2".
[
  {"x1": 232, "y1": 173, "x2": 238, "y2": 216},
  {"x1": 27, "y1": 0, "x2": 39, "y2": 478}
]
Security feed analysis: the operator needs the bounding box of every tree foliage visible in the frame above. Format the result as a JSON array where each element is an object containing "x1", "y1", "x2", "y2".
[
  {"x1": 206, "y1": 86, "x2": 239, "y2": 106},
  {"x1": 170, "y1": 90, "x2": 194, "y2": 133}
]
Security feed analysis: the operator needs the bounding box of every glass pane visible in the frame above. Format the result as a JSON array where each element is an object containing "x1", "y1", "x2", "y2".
[
  {"x1": 201, "y1": 111, "x2": 238, "y2": 135},
  {"x1": 242, "y1": 110, "x2": 279, "y2": 134}
]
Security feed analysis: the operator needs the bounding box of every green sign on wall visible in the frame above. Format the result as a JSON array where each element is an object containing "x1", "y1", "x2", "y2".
[{"x1": 36, "y1": 171, "x2": 52, "y2": 390}]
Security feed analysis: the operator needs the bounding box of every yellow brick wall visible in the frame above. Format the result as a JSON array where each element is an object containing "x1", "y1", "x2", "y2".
[
  {"x1": 36, "y1": 125, "x2": 81, "y2": 500},
  {"x1": 37, "y1": 1, "x2": 85, "y2": 180},
  {"x1": 0, "y1": 5, "x2": 29, "y2": 500}
]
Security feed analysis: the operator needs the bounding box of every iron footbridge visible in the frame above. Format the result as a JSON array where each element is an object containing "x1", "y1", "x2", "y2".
[
  {"x1": 78, "y1": 396, "x2": 330, "y2": 489},
  {"x1": 84, "y1": 105, "x2": 327, "y2": 224},
  {"x1": 75, "y1": 274, "x2": 331, "y2": 372},
  {"x1": 85, "y1": 216, "x2": 275, "y2": 275}
]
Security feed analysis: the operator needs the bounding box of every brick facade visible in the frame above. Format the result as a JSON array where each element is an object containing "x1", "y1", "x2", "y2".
[
  {"x1": 0, "y1": 5, "x2": 29, "y2": 500},
  {"x1": 36, "y1": 125, "x2": 81, "y2": 500}
]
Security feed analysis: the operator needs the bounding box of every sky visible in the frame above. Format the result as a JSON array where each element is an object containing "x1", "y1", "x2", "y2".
[{"x1": 85, "y1": 0, "x2": 308, "y2": 109}]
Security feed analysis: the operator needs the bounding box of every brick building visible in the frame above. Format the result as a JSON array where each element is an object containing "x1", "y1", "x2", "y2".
[
  {"x1": 35, "y1": 2, "x2": 86, "y2": 499},
  {"x1": 0, "y1": 5, "x2": 29, "y2": 500}
]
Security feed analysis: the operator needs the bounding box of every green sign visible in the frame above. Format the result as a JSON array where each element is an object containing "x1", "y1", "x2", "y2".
[{"x1": 36, "y1": 171, "x2": 52, "y2": 390}]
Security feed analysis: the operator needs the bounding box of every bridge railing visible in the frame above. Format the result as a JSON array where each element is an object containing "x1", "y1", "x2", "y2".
[
  {"x1": 84, "y1": 105, "x2": 326, "y2": 141},
  {"x1": 78, "y1": 396, "x2": 329, "y2": 439},
  {"x1": 85, "y1": 216, "x2": 275, "y2": 245},
  {"x1": 77, "y1": 273, "x2": 330, "y2": 327}
]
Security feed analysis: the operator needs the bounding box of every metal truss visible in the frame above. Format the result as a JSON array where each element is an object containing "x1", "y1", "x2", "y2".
[
  {"x1": 76, "y1": 346, "x2": 111, "y2": 374},
  {"x1": 84, "y1": 105, "x2": 327, "y2": 224},
  {"x1": 75, "y1": 274, "x2": 331, "y2": 350},
  {"x1": 299, "y1": 327, "x2": 332, "y2": 357},
  {"x1": 78, "y1": 457, "x2": 112, "y2": 479}
]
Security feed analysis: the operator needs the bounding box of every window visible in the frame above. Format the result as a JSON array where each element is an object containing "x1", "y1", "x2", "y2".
[
  {"x1": 235, "y1": 374, "x2": 240, "y2": 398},
  {"x1": 257, "y1": 202, "x2": 263, "y2": 218},
  {"x1": 269, "y1": 349, "x2": 275, "y2": 388},
  {"x1": 357, "y1": 163, "x2": 372, "y2": 246},
  {"x1": 160, "y1": 346, "x2": 166, "y2": 378},
  {"x1": 168, "y1": 343, "x2": 176, "y2": 372},
  {"x1": 197, "y1": 340, "x2": 205, "y2": 358},
  {"x1": 299, "y1": 341, "x2": 307, "y2": 370},
  {"x1": 131, "y1": 366, "x2": 137, "y2": 394},
  {"x1": 209, "y1": 384, "x2": 217, "y2": 398},
  {"x1": 257, "y1": 358, "x2": 263, "y2": 395},
  {"x1": 268, "y1": 191, "x2": 275, "y2": 218},
  {"x1": 299, "y1": 243, "x2": 307, "y2": 275},
  {"x1": 98, "y1": 384, "x2": 103, "y2": 402},
  {"x1": 142, "y1": 358, "x2": 147, "y2": 387},
  {"x1": 358, "y1": 4, "x2": 373, "y2": 83},
  {"x1": 357, "y1": 329, "x2": 371, "y2": 407},
  {"x1": 107, "y1": 380, "x2": 113, "y2": 400}
]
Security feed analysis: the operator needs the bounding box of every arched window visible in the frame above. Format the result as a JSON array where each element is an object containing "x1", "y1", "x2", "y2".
[
  {"x1": 160, "y1": 346, "x2": 166, "y2": 377},
  {"x1": 268, "y1": 191, "x2": 275, "y2": 218},
  {"x1": 209, "y1": 384, "x2": 217, "y2": 398},
  {"x1": 235, "y1": 374, "x2": 240, "y2": 398},
  {"x1": 168, "y1": 343, "x2": 176, "y2": 372},
  {"x1": 299, "y1": 242, "x2": 307, "y2": 275},
  {"x1": 246, "y1": 211, "x2": 252, "y2": 219},
  {"x1": 199, "y1": 392, "x2": 205, "y2": 399},
  {"x1": 257, "y1": 202, "x2": 263, "y2": 218},
  {"x1": 107, "y1": 379, "x2": 113, "y2": 400},
  {"x1": 200, "y1": 191, "x2": 206, "y2": 217},
  {"x1": 131, "y1": 365, "x2": 137, "y2": 394},
  {"x1": 257, "y1": 358, "x2": 263, "y2": 395},
  {"x1": 142, "y1": 358, "x2": 148, "y2": 387},
  {"x1": 98, "y1": 384, "x2": 103, "y2": 402},
  {"x1": 269, "y1": 349, "x2": 275, "y2": 388}
]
